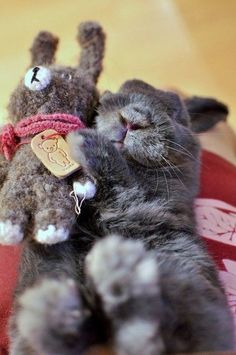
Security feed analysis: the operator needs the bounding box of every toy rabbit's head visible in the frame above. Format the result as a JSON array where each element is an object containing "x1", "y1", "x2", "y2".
[{"x1": 7, "y1": 22, "x2": 105, "y2": 126}]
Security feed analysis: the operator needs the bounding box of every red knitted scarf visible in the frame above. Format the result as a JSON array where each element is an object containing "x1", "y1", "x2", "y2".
[{"x1": 0, "y1": 113, "x2": 85, "y2": 161}]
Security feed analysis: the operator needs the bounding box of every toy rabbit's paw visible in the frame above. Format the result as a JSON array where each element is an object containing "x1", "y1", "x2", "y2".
[
  {"x1": 35, "y1": 225, "x2": 69, "y2": 244},
  {"x1": 17, "y1": 279, "x2": 84, "y2": 354},
  {"x1": 0, "y1": 220, "x2": 24, "y2": 245}
]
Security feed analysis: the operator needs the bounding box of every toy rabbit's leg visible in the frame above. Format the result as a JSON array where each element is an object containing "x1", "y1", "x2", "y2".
[
  {"x1": 86, "y1": 235, "x2": 164, "y2": 355},
  {"x1": 0, "y1": 177, "x2": 29, "y2": 245},
  {"x1": 33, "y1": 175, "x2": 75, "y2": 244}
]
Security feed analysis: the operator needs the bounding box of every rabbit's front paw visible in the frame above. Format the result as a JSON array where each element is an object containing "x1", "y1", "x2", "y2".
[{"x1": 67, "y1": 129, "x2": 115, "y2": 177}]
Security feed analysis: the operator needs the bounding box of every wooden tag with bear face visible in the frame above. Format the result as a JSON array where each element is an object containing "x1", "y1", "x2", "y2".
[{"x1": 31, "y1": 129, "x2": 80, "y2": 179}]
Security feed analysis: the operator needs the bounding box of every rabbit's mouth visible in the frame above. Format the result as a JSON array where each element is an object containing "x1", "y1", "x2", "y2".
[{"x1": 111, "y1": 140, "x2": 124, "y2": 150}]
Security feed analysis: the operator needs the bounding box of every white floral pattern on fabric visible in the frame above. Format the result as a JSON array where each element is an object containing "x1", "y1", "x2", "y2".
[
  {"x1": 195, "y1": 199, "x2": 236, "y2": 245},
  {"x1": 195, "y1": 198, "x2": 236, "y2": 344}
]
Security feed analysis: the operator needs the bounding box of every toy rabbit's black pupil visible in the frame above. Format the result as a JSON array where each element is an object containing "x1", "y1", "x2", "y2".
[{"x1": 31, "y1": 67, "x2": 40, "y2": 84}]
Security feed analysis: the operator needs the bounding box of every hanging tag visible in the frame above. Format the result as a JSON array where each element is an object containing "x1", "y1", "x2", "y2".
[{"x1": 31, "y1": 129, "x2": 80, "y2": 179}]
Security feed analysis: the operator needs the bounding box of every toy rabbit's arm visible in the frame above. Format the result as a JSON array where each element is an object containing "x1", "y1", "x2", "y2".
[
  {"x1": 78, "y1": 21, "x2": 105, "y2": 84},
  {"x1": 32, "y1": 171, "x2": 76, "y2": 244},
  {"x1": 0, "y1": 154, "x2": 31, "y2": 245},
  {"x1": 0, "y1": 155, "x2": 9, "y2": 188}
]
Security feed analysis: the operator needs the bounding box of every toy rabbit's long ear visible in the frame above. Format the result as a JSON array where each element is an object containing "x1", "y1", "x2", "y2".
[
  {"x1": 30, "y1": 31, "x2": 59, "y2": 66},
  {"x1": 77, "y1": 21, "x2": 105, "y2": 84}
]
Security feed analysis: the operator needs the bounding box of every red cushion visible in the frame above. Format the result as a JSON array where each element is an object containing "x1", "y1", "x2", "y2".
[
  {"x1": 196, "y1": 150, "x2": 236, "y2": 345},
  {"x1": 199, "y1": 150, "x2": 236, "y2": 206},
  {"x1": 0, "y1": 246, "x2": 21, "y2": 353}
]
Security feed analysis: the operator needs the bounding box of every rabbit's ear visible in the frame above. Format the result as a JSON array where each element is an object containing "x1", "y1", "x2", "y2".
[
  {"x1": 164, "y1": 91, "x2": 190, "y2": 127},
  {"x1": 119, "y1": 79, "x2": 158, "y2": 96},
  {"x1": 30, "y1": 31, "x2": 59, "y2": 66},
  {"x1": 99, "y1": 90, "x2": 112, "y2": 101},
  {"x1": 77, "y1": 21, "x2": 105, "y2": 84},
  {"x1": 185, "y1": 96, "x2": 229, "y2": 133}
]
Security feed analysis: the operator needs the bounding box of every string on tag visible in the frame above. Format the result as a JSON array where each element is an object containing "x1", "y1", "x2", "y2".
[
  {"x1": 42, "y1": 132, "x2": 61, "y2": 140},
  {"x1": 69, "y1": 188, "x2": 86, "y2": 216}
]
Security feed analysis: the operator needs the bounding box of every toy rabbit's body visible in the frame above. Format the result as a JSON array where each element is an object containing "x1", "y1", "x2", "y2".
[
  {"x1": 0, "y1": 22, "x2": 106, "y2": 353},
  {"x1": 0, "y1": 22, "x2": 105, "y2": 245}
]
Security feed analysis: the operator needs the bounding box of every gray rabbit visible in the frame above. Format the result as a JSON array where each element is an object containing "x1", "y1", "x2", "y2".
[{"x1": 11, "y1": 79, "x2": 234, "y2": 354}]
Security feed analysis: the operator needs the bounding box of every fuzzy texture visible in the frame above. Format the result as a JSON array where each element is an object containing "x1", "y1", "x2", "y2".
[
  {"x1": 0, "y1": 21, "x2": 106, "y2": 353},
  {"x1": 0, "y1": 21, "x2": 105, "y2": 245},
  {"x1": 0, "y1": 113, "x2": 85, "y2": 161},
  {"x1": 7, "y1": 23, "x2": 105, "y2": 126},
  {"x1": 11, "y1": 79, "x2": 234, "y2": 354}
]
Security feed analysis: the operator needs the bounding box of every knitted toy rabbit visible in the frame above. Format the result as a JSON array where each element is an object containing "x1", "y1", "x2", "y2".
[{"x1": 0, "y1": 21, "x2": 105, "y2": 245}]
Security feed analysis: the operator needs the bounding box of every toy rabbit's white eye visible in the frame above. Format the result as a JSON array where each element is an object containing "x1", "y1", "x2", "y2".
[{"x1": 24, "y1": 66, "x2": 52, "y2": 91}]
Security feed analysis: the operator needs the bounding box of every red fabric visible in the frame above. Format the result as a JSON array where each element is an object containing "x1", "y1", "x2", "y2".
[
  {"x1": 196, "y1": 150, "x2": 236, "y2": 345},
  {"x1": 199, "y1": 150, "x2": 236, "y2": 207},
  {"x1": 0, "y1": 246, "x2": 21, "y2": 354},
  {"x1": 0, "y1": 149, "x2": 235, "y2": 353},
  {"x1": 197, "y1": 150, "x2": 236, "y2": 269},
  {"x1": 0, "y1": 113, "x2": 85, "y2": 160}
]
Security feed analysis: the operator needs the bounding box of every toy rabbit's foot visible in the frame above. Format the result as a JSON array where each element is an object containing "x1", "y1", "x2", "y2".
[
  {"x1": 35, "y1": 224, "x2": 69, "y2": 244},
  {"x1": 16, "y1": 279, "x2": 88, "y2": 355},
  {"x1": 0, "y1": 220, "x2": 24, "y2": 245},
  {"x1": 86, "y1": 235, "x2": 164, "y2": 355}
]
